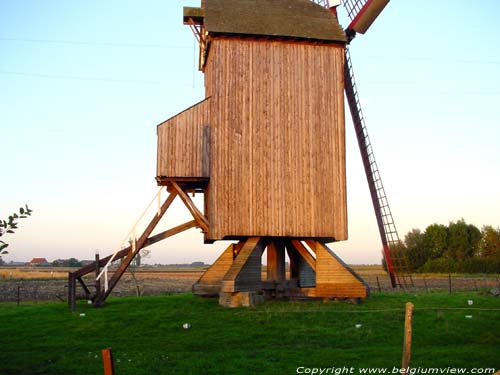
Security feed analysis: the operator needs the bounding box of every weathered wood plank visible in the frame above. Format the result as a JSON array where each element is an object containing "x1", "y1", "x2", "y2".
[
  {"x1": 157, "y1": 98, "x2": 211, "y2": 179},
  {"x1": 309, "y1": 240, "x2": 369, "y2": 298},
  {"x1": 205, "y1": 38, "x2": 346, "y2": 240}
]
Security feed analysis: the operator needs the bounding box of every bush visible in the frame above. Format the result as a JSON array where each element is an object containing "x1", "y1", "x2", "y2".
[
  {"x1": 419, "y1": 257, "x2": 500, "y2": 274},
  {"x1": 419, "y1": 258, "x2": 458, "y2": 273}
]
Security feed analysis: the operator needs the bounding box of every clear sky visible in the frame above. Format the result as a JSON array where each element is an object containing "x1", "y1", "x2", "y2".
[{"x1": 1, "y1": 0, "x2": 499, "y2": 265}]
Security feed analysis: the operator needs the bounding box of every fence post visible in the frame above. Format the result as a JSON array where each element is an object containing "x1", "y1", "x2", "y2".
[
  {"x1": 376, "y1": 276, "x2": 381, "y2": 293},
  {"x1": 16, "y1": 285, "x2": 21, "y2": 307},
  {"x1": 401, "y1": 302, "x2": 414, "y2": 373},
  {"x1": 448, "y1": 274, "x2": 452, "y2": 294},
  {"x1": 95, "y1": 252, "x2": 101, "y2": 301},
  {"x1": 422, "y1": 277, "x2": 428, "y2": 292},
  {"x1": 101, "y1": 347, "x2": 115, "y2": 375},
  {"x1": 68, "y1": 272, "x2": 76, "y2": 312}
]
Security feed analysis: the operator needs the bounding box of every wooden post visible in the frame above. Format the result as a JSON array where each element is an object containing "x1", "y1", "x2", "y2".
[
  {"x1": 422, "y1": 277, "x2": 428, "y2": 292},
  {"x1": 376, "y1": 276, "x2": 381, "y2": 293},
  {"x1": 68, "y1": 272, "x2": 76, "y2": 312},
  {"x1": 448, "y1": 274, "x2": 452, "y2": 294},
  {"x1": 101, "y1": 348, "x2": 115, "y2": 375},
  {"x1": 16, "y1": 285, "x2": 21, "y2": 307},
  {"x1": 95, "y1": 252, "x2": 101, "y2": 300},
  {"x1": 401, "y1": 302, "x2": 414, "y2": 373},
  {"x1": 266, "y1": 241, "x2": 285, "y2": 282}
]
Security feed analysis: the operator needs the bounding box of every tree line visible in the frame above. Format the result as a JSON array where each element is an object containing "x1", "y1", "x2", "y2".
[{"x1": 387, "y1": 219, "x2": 500, "y2": 274}]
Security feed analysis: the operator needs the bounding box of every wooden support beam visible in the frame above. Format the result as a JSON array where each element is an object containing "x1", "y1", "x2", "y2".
[
  {"x1": 221, "y1": 237, "x2": 268, "y2": 293},
  {"x1": 290, "y1": 240, "x2": 316, "y2": 271},
  {"x1": 233, "y1": 240, "x2": 245, "y2": 258},
  {"x1": 94, "y1": 192, "x2": 178, "y2": 305},
  {"x1": 145, "y1": 220, "x2": 198, "y2": 246},
  {"x1": 285, "y1": 243, "x2": 300, "y2": 280},
  {"x1": 308, "y1": 240, "x2": 369, "y2": 298},
  {"x1": 73, "y1": 219, "x2": 196, "y2": 281},
  {"x1": 169, "y1": 179, "x2": 209, "y2": 233},
  {"x1": 193, "y1": 242, "x2": 239, "y2": 296},
  {"x1": 285, "y1": 240, "x2": 316, "y2": 288},
  {"x1": 266, "y1": 240, "x2": 286, "y2": 281},
  {"x1": 76, "y1": 277, "x2": 91, "y2": 298},
  {"x1": 69, "y1": 220, "x2": 197, "y2": 309}
]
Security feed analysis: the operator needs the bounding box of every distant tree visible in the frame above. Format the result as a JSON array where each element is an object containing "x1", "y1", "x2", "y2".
[
  {"x1": 65, "y1": 258, "x2": 82, "y2": 267},
  {"x1": 445, "y1": 219, "x2": 481, "y2": 261},
  {"x1": 0, "y1": 205, "x2": 33, "y2": 261},
  {"x1": 132, "y1": 248, "x2": 151, "y2": 267},
  {"x1": 423, "y1": 223, "x2": 448, "y2": 259},
  {"x1": 404, "y1": 228, "x2": 427, "y2": 271},
  {"x1": 467, "y1": 223, "x2": 482, "y2": 257},
  {"x1": 478, "y1": 225, "x2": 500, "y2": 258}
]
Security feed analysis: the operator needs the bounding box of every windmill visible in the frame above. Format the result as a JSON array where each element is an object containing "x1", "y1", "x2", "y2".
[{"x1": 68, "y1": 0, "x2": 410, "y2": 310}]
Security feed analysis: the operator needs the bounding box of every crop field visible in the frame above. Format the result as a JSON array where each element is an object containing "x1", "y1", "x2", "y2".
[
  {"x1": 1, "y1": 266, "x2": 499, "y2": 304},
  {"x1": 0, "y1": 291, "x2": 499, "y2": 375}
]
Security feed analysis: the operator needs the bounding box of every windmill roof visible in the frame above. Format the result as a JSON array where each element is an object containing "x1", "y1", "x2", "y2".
[{"x1": 199, "y1": 0, "x2": 347, "y2": 43}]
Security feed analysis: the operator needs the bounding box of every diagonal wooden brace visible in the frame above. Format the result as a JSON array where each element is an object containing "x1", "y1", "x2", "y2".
[
  {"x1": 169, "y1": 179, "x2": 209, "y2": 233},
  {"x1": 94, "y1": 191, "x2": 178, "y2": 305}
]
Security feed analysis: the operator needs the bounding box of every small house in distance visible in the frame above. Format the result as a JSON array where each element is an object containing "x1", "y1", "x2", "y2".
[
  {"x1": 29, "y1": 258, "x2": 50, "y2": 267},
  {"x1": 156, "y1": 0, "x2": 369, "y2": 306}
]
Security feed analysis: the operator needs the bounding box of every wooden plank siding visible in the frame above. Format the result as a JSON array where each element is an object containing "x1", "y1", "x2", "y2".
[
  {"x1": 205, "y1": 37, "x2": 347, "y2": 241},
  {"x1": 156, "y1": 98, "x2": 211, "y2": 179},
  {"x1": 307, "y1": 240, "x2": 369, "y2": 298}
]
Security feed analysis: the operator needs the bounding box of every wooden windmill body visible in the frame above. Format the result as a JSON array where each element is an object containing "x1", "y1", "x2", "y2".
[{"x1": 158, "y1": 0, "x2": 368, "y2": 306}]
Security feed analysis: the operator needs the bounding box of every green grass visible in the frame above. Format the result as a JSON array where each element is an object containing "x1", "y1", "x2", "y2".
[{"x1": 0, "y1": 292, "x2": 499, "y2": 375}]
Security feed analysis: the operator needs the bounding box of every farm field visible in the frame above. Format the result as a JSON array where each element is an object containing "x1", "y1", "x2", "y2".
[
  {"x1": 0, "y1": 292, "x2": 499, "y2": 375},
  {"x1": 1, "y1": 266, "x2": 499, "y2": 304}
]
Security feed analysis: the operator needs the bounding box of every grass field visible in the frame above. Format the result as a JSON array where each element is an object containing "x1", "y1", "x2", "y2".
[{"x1": 0, "y1": 292, "x2": 499, "y2": 375}]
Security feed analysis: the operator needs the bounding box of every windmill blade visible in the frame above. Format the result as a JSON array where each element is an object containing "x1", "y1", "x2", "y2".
[
  {"x1": 344, "y1": 0, "x2": 390, "y2": 35},
  {"x1": 343, "y1": 48, "x2": 412, "y2": 289}
]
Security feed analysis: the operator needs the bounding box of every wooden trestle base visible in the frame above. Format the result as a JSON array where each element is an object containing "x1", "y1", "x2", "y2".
[
  {"x1": 193, "y1": 237, "x2": 370, "y2": 308},
  {"x1": 68, "y1": 184, "x2": 368, "y2": 311}
]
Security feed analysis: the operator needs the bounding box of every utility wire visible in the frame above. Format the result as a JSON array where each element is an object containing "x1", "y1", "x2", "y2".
[
  {"x1": 357, "y1": 54, "x2": 500, "y2": 65},
  {"x1": 0, "y1": 70, "x2": 196, "y2": 87},
  {"x1": 0, "y1": 36, "x2": 189, "y2": 49}
]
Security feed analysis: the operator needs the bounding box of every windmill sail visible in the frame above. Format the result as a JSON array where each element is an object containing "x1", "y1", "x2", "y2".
[
  {"x1": 344, "y1": 48, "x2": 412, "y2": 288},
  {"x1": 344, "y1": 0, "x2": 390, "y2": 34}
]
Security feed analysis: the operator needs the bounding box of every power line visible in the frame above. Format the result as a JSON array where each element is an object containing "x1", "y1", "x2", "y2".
[
  {"x1": 0, "y1": 70, "x2": 196, "y2": 87},
  {"x1": 1, "y1": 70, "x2": 496, "y2": 95},
  {"x1": 357, "y1": 54, "x2": 500, "y2": 65},
  {"x1": 0, "y1": 37, "x2": 189, "y2": 49}
]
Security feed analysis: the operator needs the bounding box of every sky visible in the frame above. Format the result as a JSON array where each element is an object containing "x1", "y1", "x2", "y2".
[{"x1": 1, "y1": 0, "x2": 499, "y2": 265}]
